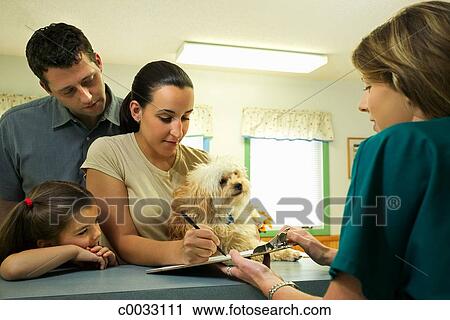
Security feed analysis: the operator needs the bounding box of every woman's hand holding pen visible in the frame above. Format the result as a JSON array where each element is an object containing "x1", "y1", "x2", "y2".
[{"x1": 181, "y1": 224, "x2": 222, "y2": 264}]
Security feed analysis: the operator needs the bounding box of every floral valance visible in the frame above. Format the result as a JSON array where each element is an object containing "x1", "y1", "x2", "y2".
[
  {"x1": 0, "y1": 94, "x2": 39, "y2": 117},
  {"x1": 241, "y1": 107, "x2": 334, "y2": 141},
  {"x1": 1, "y1": 96, "x2": 213, "y2": 137},
  {"x1": 188, "y1": 104, "x2": 213, "y2": 137}
]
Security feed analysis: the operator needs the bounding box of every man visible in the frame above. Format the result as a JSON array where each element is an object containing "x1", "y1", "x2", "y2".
[{"x1": 0, "y1": 23, "x2": 122, "y2": 221}]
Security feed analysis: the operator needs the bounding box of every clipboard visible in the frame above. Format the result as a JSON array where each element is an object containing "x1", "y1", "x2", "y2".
[{"x1": 145, "y1": 244, "x2": 293, "y2": 274}]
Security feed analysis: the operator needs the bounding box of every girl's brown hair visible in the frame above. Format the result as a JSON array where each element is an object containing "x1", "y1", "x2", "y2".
[
  {"x1": 352, "y1": 1, "x2": 450, "y2": 118},
  {"x1": 0, "y1": 181, "x2": 94, "y2": 263}
]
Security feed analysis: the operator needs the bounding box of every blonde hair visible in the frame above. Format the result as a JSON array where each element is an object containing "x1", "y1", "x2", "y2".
[{"x1": 352, "y1": 1, "x2": 450, "y2": 118}]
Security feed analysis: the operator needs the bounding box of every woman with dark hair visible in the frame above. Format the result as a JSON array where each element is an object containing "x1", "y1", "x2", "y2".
[
  {"x1": 82, "y1": 61, "x2": 220, "y2": 266},
  {"x1": 225, "y1": 1, "x2": 450, "y2": 299}
]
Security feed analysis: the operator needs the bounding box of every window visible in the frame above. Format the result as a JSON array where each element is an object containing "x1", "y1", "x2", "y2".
[
  {"x1": 245, "y1": 137, "x2": 330, "y2": 236},
  {"x1": 182, "y1": 135, "x2": 210, "y2": 151}
]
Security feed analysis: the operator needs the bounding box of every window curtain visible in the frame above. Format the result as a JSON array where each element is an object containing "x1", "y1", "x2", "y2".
[
  {"x1": 241, "y1": 107, "x2": 334, "y2": 141},
  {"x1": 188, "y1": 104, "x2": 213, "y2": 137},
  {"x1": 0, "y1": 94, "x2": 40, "y2": 117},
  {"x1": 1, "y1": 96, "x2": 213, "y2": 138}
]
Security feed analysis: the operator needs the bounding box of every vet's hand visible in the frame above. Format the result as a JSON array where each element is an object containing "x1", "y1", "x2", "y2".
[
  {"x1": 87, "y1": 245, "x2": 118, "y2": 268},
  {"x1": 284, "y1": 226, "x2": 337, "y2": 266},
  {"x1": 181, "y1": 225, "x2": 221, "y2": 264},
  {"x1": 221, "y1": 250, "x2": 283, "y2": 295}
]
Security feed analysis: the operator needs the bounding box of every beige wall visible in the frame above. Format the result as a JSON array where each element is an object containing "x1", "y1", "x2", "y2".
[{"x1": 0, "y1": 54, "x2": 374, "y2": 234}]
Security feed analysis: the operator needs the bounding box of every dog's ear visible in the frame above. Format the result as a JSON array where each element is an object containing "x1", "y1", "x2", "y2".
[
  {"x1": 172, "y1": 182, "x2": 211, "y2": 224},
  {"x1": 171, "y1": 197, "x2": 213, "y2": 224},
  {"x1": 197, "y1": 197, "x2": 216, "y2": 224},
  {"x1": 169, "y1": 182, "x2": 199, "y2": 240},
  {"x1": 167, "y1": 211, "x2": 190, "y2": 240},
  {"x1": 171, "y1": 183, "x2": 192, "y2": 213}
]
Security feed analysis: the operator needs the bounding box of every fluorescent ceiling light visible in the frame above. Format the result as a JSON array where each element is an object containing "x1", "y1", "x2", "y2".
[{"x1": 176, "y1": 42, "x2": 327, "y2": 73}]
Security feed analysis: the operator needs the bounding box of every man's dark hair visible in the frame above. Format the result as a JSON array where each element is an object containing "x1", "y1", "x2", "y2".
[{"x1": 25, "y1": 23, "x2": 96, "y2": 88}]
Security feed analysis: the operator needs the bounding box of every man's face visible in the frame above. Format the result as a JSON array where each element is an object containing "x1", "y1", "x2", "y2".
[{"x1": 42, "y1": 53, "x2": 106, "y2": 123}]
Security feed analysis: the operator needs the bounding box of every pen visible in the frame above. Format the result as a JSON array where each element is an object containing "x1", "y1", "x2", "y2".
[{"x1": 180, "y1": 212, "x2": 228, "y2": 256}]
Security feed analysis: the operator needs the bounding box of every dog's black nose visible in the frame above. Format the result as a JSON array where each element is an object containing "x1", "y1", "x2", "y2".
[{"x1": 234, "y1": 183, "x2": 242, "y2": 191}]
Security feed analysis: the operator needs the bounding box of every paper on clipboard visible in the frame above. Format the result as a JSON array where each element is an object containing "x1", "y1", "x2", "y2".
[{"x1": 145, "y1": 245, "x2": 293, "y2": 274}]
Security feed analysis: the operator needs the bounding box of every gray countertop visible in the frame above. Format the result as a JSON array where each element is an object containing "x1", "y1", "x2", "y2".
[{"x1": 0, "y1": 258, "x2": 330, "y2": 300}]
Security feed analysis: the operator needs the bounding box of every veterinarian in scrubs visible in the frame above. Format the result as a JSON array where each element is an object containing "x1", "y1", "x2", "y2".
[
  {"x1": 82, "y1": 61, "x2": 222, "y2": 266},
  {"x1": 226, "y1": 1, "x2": 450, "y2": 299}
]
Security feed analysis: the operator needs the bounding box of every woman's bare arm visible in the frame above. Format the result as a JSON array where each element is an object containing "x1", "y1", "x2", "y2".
[{"x1": 86, "y1": 169, "x2": 219, "y2": 266}]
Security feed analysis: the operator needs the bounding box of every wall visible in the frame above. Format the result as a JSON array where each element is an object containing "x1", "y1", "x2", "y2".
[{"x1": 0, "y1": 54, "x2": 374, "y2": 234}]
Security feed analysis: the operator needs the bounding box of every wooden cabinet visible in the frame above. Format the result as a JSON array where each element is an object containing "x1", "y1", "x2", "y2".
[{"x1": 315, "y1": 235, "x2": 339, "y2": 249}]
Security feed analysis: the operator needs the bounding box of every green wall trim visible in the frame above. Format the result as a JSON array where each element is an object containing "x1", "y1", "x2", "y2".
[
  {"x1": 244, "y1": 137, "x2": 251, "y2": 179},
  {"x1": 309, "y1": 141, "x2": 330, "y2": 236}
]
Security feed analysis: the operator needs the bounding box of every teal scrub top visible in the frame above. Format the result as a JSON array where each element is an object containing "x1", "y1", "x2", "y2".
[{"x1": 330, "y1": 117, "x2": 450, "y2": 299}]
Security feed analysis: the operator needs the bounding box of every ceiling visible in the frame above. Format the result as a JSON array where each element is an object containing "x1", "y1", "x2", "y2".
[{"x1": 0, "y1": 0, "x2": 424, "y2": 80}]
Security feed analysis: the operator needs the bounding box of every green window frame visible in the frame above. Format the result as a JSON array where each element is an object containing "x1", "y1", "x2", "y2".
[{"x1": 244, "y1": 137, "x2": 330, "y2": 237}]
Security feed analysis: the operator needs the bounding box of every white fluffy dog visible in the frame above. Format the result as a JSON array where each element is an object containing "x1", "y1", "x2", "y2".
[{"x1": 168, "y1": 157, "x2": 301, "y2": 262}]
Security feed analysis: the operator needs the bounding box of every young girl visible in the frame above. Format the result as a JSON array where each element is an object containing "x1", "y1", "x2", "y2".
[{"x1": 0, "y1": 181, "x2": 117, "y2": 281}]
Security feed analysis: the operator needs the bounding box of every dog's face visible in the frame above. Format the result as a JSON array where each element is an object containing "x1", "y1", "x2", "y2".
[
  {"x1": 217, "y1": 168, "x2": 250, "y2": 206},
  {"x1": 171, "y1": 158, "x2": 250, "y2": 224},
  {"x1": 187, "y1": 158, "x2": 250, "y2": 208}
]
